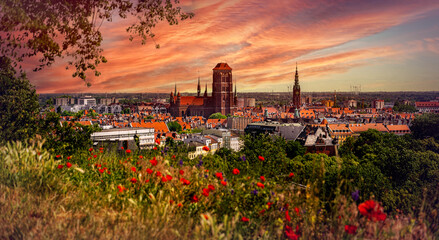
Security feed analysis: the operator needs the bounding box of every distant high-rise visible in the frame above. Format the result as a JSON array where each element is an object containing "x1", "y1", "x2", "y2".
[{"x1": 293, "y1": 63, "x2": 301, "y2": 109}]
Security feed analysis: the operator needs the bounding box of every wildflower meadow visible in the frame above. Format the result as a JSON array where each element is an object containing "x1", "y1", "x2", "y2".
[{"x1": 1, "y1": 130, "x2": 438, "y2": 239}]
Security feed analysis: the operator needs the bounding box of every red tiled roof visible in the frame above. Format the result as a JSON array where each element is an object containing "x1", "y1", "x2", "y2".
[
  {"x1": 131, "y1": 121, "x2": 169, "y2": 133},
  {"x1": 386, "y1": 125, "x2": 410, "y2": 131},
  {"x1": 349, "y1": 123, "x2": 388, "y2": 133},
  {"x1": 212, "y1": 63, "x2": 232, "y2": 70},
  {"x1": 174, "y1": 96, "x2": 204, "y2": 106}
]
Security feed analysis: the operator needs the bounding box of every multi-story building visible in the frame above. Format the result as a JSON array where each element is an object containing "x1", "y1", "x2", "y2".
[
  {"x1": 78, "y1": 96, "x2": 97, "y2": 106},
  {"x1": 90, "y1": 128, "x2": 155, "y2": 150},
  {"x1": 55, "y1": 97, "x2": 74, "y2": 106},
  {"x1": 415, "y1": 101, "x2": 439, "y2": 113},
  {"x1": 372, "y1": 99, "x2": 385, "y2": 110}
]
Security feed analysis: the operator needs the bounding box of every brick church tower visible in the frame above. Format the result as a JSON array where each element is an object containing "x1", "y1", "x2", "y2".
[
  {"x1": 293, "y1": 63, "x2": 301, "y2": 109},
  {"x1": 212, "y1": 63, "x2": 234, "y2": 115}
]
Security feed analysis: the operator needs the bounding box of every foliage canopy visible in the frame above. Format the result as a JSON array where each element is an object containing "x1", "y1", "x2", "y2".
[
  {"x1": 0, "y1": 57, "x2": 40, "y2": 143},
  {"x1": 0, "y1": 0, "x2": 194, "y2": 84},
  {"x1": 208, "y1": 112, "x2": 227, "y2": 119}
]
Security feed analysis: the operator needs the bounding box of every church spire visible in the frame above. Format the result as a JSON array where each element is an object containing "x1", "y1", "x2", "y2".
[
  {"x1": 197, "y1": 77, "x2": 201, "y2": 97},
  {"x1": 174, "y1": 83, "x2": 177, "y2": 96},
  {"x1": 204, "y1": 83, "x2": 207, "y2": 97},
  {"x1": 293, "y1": 62, "x2": 301, "y2": 109},
  {"x1": 295, "y1": 62, "x2": 299, "y2": 85}
]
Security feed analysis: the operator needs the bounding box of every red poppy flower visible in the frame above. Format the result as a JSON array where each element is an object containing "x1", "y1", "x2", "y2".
[
  {"x1": 256, "y1": 182, "x2": 265, "y2": 189},
  {"x1": 295, "y1": 207, "x2": 300, "y2": 216},
  {"x1": 130, "y1": 177, "x2": 137, "y2": 183},
  {"x1": 208, "y1": 184, "x2": 215, "y2": 191},
  {"x1": 285, "y1": 225, "x2": 299, "y2": 240},
  {"x1": 121, "y1": 146, "x2": 124, "y2": 150},
  {"x1": 258, "y1": 156, "x2": 265, "y2": 161},
  {"x1": 66, "y1": 162, "x2": 72, "y2": 168},
  {"x1": 179, "y1": 170, "x2": 184, "y2": 175},
  {"x1": 126, "y1": 149, "x2": 131, "y2": 154},
  {"x1": 99, "y1": 169, "x2": 105, "y2": 174},
  {"x1": 139, "y1": 155, "x2": 143, "y2": 159},
  {"x1": 215, "y1": 172, "x2": 224, "y2": 180},
  {"x1": 202, "y1": 146, "x2": 210, "y2": 151},
  {"x1": 259, "y1": 209, "x2": 266, "y2": 214},
  {"x1": 285, "y1": 210, "x2": 291, "y2": 222},
  {"x1": 221, "y1": 180, "x2": 227, "y2": 186},
  {"x1": 344, "y1": 225, "x2": 357, "y2": 235},
  {"x1": 156, "y1": 171, "x2": 162, "y2": 177},
  {"x1": 95, "y1": 164, "x2": 102, "y2": 168},
  {"x1": 57, "y1": 164, "x2": 64, "y2": 169},
  {"x1": 177, "y1": 203, "x2": 183, "y2": 207},
  {"x1": 191, "y1": 195, "x2": 199, "y2": 203},
  {"x1": 260, "y1": 176, "x2": 266, "y2": 182},
  {"x1": 241, "y1": 217, "x2": 249, "y2": 222},
  {"x1": 180, "y1": 178, "x2": 190, "y2": 185},
  {"x1": 153, "y1": 147, "x2": 157, "y2": 150},
  {"x1": 55, "y1": 155, "x2": 61, "y2": 158},
  {"x1": 117, "y1": 185, "x2": 126, "y2": 193},
  {"x1": 89, "y1": 148, "x2": 93, "y2": 152},
  {"x1": 166, "y1": 175, "x2": 173, "y2": 181},
  {"x1": 289, "y1": 172, "x2": 295, "y2": 178},
  {"x1": 146, "y1": 168, "x2": 153, "y2": 174},
  {"x1": 232, "y1": 168, "x2": 240, "y2": 175},
  {"x1": 93, "y1": 155, "x2": 97, "y2": 158},
  {"x1": 131, "y1": 167, "x2": 136, "y2": 172},
  {"x1": 66, "y1": 156, "x2": 71, "y2": 160},
  {"x1": 358, "y1": 200, "x2": 387, "y2": 222},
  {"x1": 161, "y1": 177, "x2": 167, "y2": 182},
  {"x1": 99, "y1": 147, "x2": 104, "y2": 151},
  {"x1": 267, "y1": 202, "x2": 273, "y2": 209},
  {"x1": 203, "y1": 214, "x2": 209, "y2": 220},
  {"x1": 172, "y1": 155, "x2": 176, "y2": 159},
  {"x1": 150, "y1": 159, "x2": 158, "y2": 166},
  {"x1": 145, "y1": 179, "x2": 150, "y2": 183},
  {"x1": 169, "y1": 200, "x2": 174, "y2": 204},
  {"x1": 202, "y1": 188, "x2": 210, "y2": 197}
]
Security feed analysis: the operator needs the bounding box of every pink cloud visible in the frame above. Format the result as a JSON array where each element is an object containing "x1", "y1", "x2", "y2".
[{"x1": 20, "y1": 0, "x2": 439, "y2": 93}]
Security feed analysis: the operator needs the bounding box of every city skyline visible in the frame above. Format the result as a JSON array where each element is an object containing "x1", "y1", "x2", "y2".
[{"x1": 22, "y1": 0, "x2": 439, "y2": 93}]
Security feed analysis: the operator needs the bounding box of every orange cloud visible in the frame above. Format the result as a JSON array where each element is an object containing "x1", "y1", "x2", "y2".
[{"x1": 22, "y1": 0, "x2": 439, "y2": 93}]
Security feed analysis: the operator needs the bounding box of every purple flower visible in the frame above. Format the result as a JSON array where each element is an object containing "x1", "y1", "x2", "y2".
[
  {"x1": 196, "y1": 160, "x2": 203, "y2": 167},
  {"x1": 351, "y1": 190, "x2": 360, "y2": 201},
  {"x1": 251, "y1": 189, "x2": 258, "y2": 195},
  {"x1": 241, "y1": 156, "x2": 246, "y2": 161},
  {"x1": 204, "y1": 174, "x2": 208, "y2": 178},
  {"x1": 179, "y1": 159, "x2": 183, "y2": 166},
  {"x1": 231, "y1": 189, "x2": 234, "y2": 194}
]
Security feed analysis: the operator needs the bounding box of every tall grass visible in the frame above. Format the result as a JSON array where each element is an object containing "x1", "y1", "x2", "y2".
[{"x1": 0, "y1": 141, "x2": 435, "y2": 239}]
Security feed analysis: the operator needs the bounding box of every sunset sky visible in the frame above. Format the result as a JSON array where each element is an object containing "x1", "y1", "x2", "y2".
[{"x1": 26, "y1": 0, "x2": 439, "y2": 94}]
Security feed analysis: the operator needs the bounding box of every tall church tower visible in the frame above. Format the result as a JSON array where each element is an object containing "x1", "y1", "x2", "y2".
[
  {"x1": 212, "y1": 63, "x2": 234, "y2": 115},
  {"x1": 293, "y1": 63, "x2": 301, "y2": 109}
]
